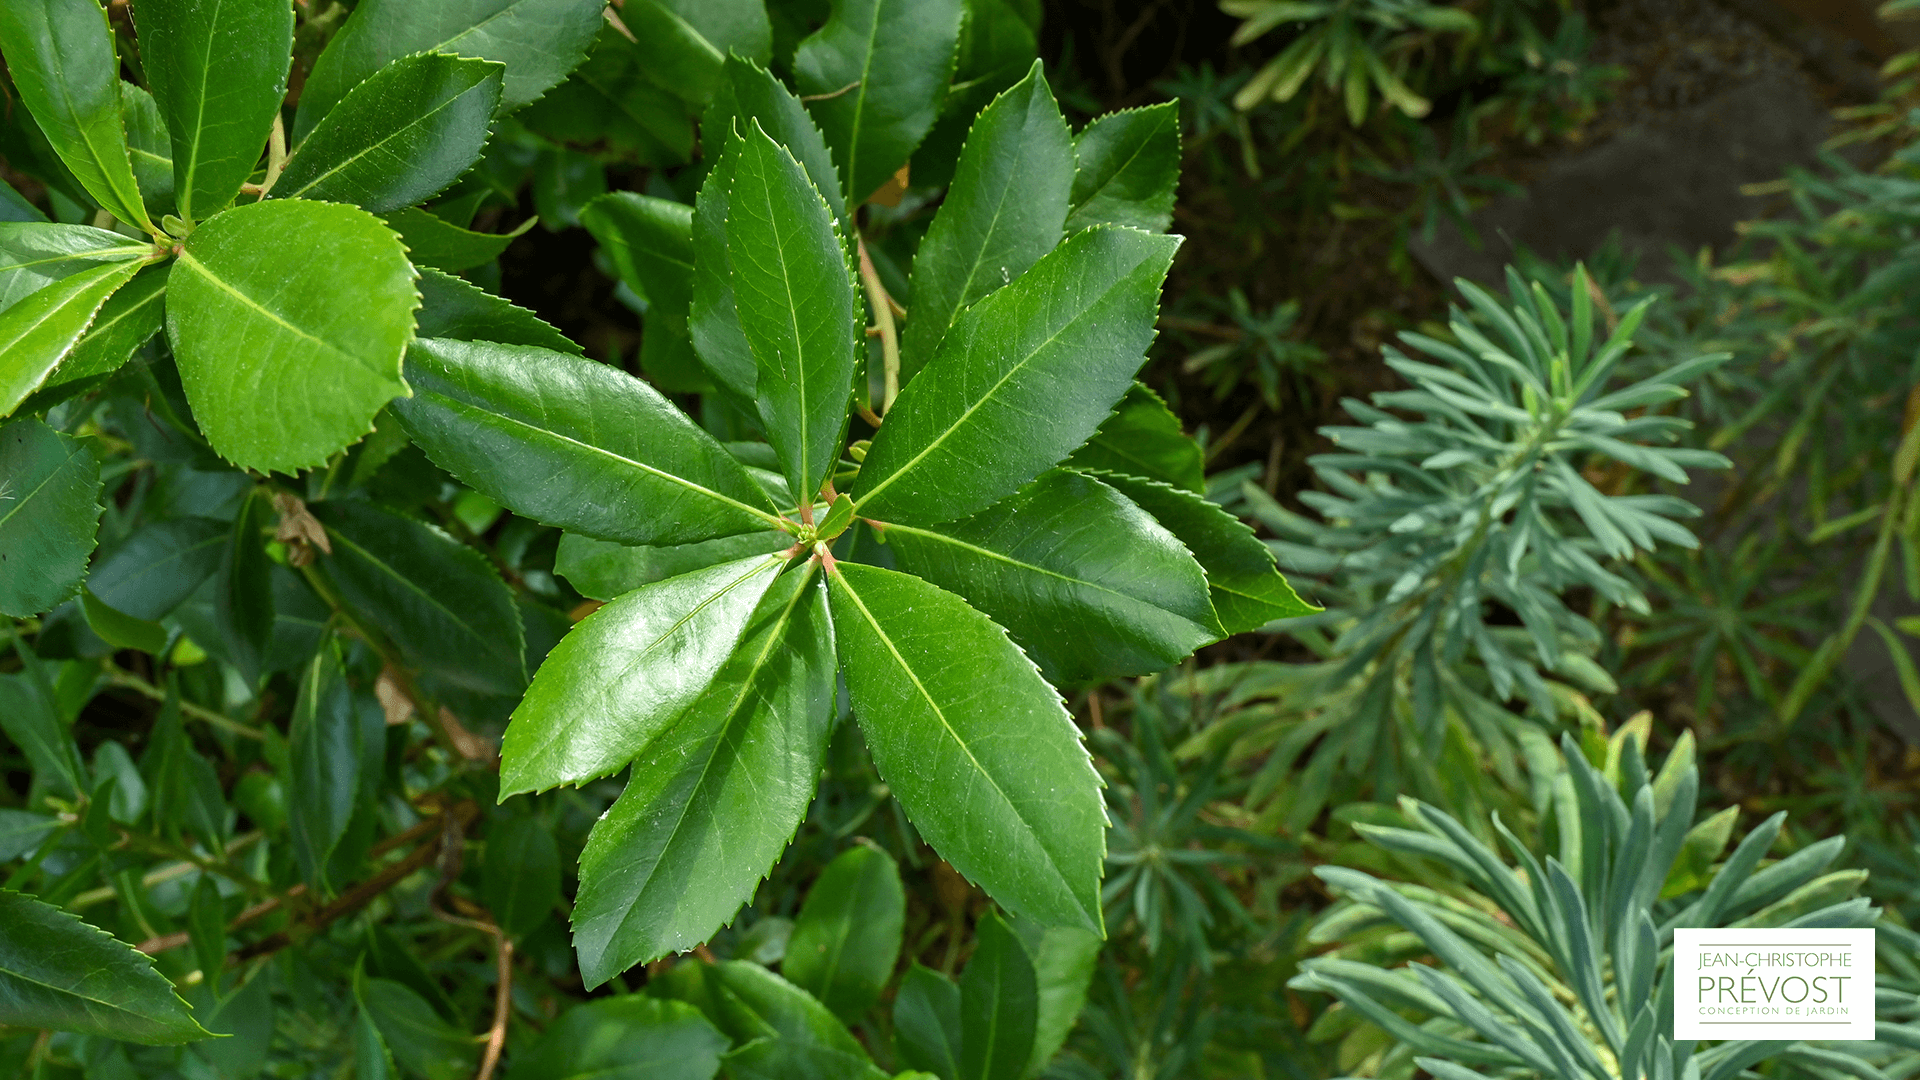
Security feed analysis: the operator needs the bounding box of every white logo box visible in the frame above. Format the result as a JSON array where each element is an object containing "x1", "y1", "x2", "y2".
[{"x1": 1673, "y1": 928, "x2": 1875, "y2": 1041}]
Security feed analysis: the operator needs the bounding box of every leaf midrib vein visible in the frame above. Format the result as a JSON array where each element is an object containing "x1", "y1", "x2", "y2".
[{"x1": 884, "y1": 520, "x2": 1199, "y2": 621}]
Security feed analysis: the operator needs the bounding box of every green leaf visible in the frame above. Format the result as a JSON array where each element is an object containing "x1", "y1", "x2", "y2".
[
  {"x1": 80, "y1": 586, "x2": 168, "y2": 653},
  {"x1": 167, "y1": 198, "x2": 418, "y2": 473},
  {"x1": 690, "y1": 141, "x2": 756, "y2": 402},
  {"x1": 307, "y1": 499, "x2": 527, "y2": 697},
  {"x1": 901, "y1": 62, "x2": 1073, "y2": 381},
  {"x1": 786, "y1": 845, "x2": 906, "y2": 1022},
  {"x1": 728, "y1": 121, "x2": 858, "y2": 508},
  {"x1": 295, "y1": 0, "x2": 605, "y2": 137},
  {"x1": 794, "y1": 0, "x2": 965, "y2": 205},
  {"x1": 140, "y1": 683, "x2": 223, "y2": 850},
  {"x1": 618, "y1": 0, "x2": 725, "y2": 107},
  {"x1": 0, "y1": 810, "x2": 59, "y2": 862},
  {"x1": 354, "y1": 999, "x2": 398, "y2": 1080},
  {"x1": 581, "y1": 191, "x2": 702, "y2": 388},
  {"x1": 910, "y1": 0, "x2": 1040, "y2": 191},
  {"x1": 137, "y1": 0, "x2": 292, "y2": 221},
  {"x1": 0, "y1": 0, "x2": 155, "y2": 231},
  {"x1": 518, "y1": 26, "x2": 693, "y2": 164},
  {"x1": 0, "y1": 257, "x2": 146, "y2": 416},
  {"x1": 394, "y1": 338, "x2": 782, "y2": 545},
  {"x1": 118, "y1": 84, "x2": 175, "y2": 218},
  {"x1": 0, "y1": 668, "x2": 86, "y2": 796},
  {"x1": 852, "y1": 226, "x2": 1178, "y2": 525},
  {"x1": 41, "y1": 261, "x2": 169, "y2": 392},
  {"x1": 278, "y1": 53, "x2": 505, "y2": 214},
  {"x1": 288, "y1": 640, "x2": 381, "y2": 892},
  {"x1": 828, "y1": 562, "x2": 1106, "y2": 933},
  {"x1": 960, "y1": 912, "x2": 1038, "y2": 1080},
  {"x1": 413, "y1": 265, "x2": 578, "y2": 354},
  {"x1": 1064, "y1": 381, "x2": 1204, "y2": 493},
  {"x1": 0, "y1": 178, "x2": 49, "y2": 223},
  {"x1": 0, "y1": 416, "x2": 102, "y2": 617},
  {"x1": 638, "y1": 0, "x2": 772, "y2": 72},
  {"x1": 86, "y1": 516, "x2": 225, "y2": 621},
  {"x1": 705, "y1": 56, "x2": 849, "y2": 225},
  {"x1": 0, "y1": 888, "x2": 211, "y2": 1043},
  {"x1": 894, "y1": 965, "x2": 963, "y2": 1079},
  {"x1": 186, "y1": 875, "x2": 226, "y2": 989},
  {"x1": 0, "y1": 222, "x2": 149, "y2": 310},
  {"x1": 214, "y1": 488, "x2": 274, "y2": 687},
  {"x1": 884, "y1": 468, "x2": 1220, "y2": 685},
  {"x1": 1014, "y1": 918, "x2": 1101, "y2": 1078},
  {"x1": 706, "y1": 962, "x2": 883, "y2": 1078},
  {"x1": 513, "y1": 996, "x2": 729, "y2": 1080},
  {"x1": 359, "y1": 976, "x2": 476, "y2": 1080},
  {"x1": 555, "y1": 531, "x2": 792, "y2": 601},
  {"x1": 484, "y1": 814, "x2": 561, "y2": 939},
  {"x1": 382, "y1": 206, "x2": 535, "y2": 273},
  {"x1": 1065, "y1": 102, "x2": 1181, "y2": 233},
  {"x1": 570, "y1": 563, "x2": 833, "y2": 982},
  {"x1": 1105, "y1": 475, "x2": 1317, "y2": 633}
]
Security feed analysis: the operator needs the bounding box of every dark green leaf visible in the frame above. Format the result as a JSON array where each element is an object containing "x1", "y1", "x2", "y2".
[
  {"x1": 414, "y1": 265, "x2": 578, "y2": 354},
  {"x1": 288, "y1": 640, "x2": 377, "y2": 891},
  {"x1": 0, "y1": 416, "x2": 102, "y2": 617},
  {"x1": 0, "y1": 669, "x2": 86, "y2": 796},
  {"x1": 0, "y1": 257, "x2": 146, "y2": 415},
  {"x1": 959, "y1": 912, "x2": 1037, "y2": 1080},
  {"x1": 636, "y1": 0, "x2": 772, "y2": 74},
  {"x1": 908, "y1": 0, "x2": 1038, "y2": 190},
  {"x1": 359, "y1": 976, "x2": 475, "y2": 1080},
  {"x1": 728, "y1": 121, "x2": 858, "y2": 508},
  {"x1": 355, "y1": 999, "x2": 397, "y2": 1080},
  {"x1": 0, "y1": 888, "x2": 211, "y2": 1043},
  {"x1": 1013, "y1": 918, "x2": 1101, "y2": 1077},
  {"x1": 690, "y1": 141, "x2": 756, "y2": 402},
  {"x1": 484, "y1": 814, "x2": 561, "y2": 939},
  {"x1": 793, "y1": 0, "x2": 965, "y2": 205},
  {"x1": 187, "y1": 875, "x2": 226, "y2": 988},
  {"x1": 296, "y1": 0, "x2": 605, "y2": 136},
  {"x1": 705, "y1": 56, "x2": 848, "y2": 224},
  {"x1": 518, "y1": 26, "x2": 692, "y2": 164},
  {"x1": 581, "y1": 191, "x2": 702, "y2": 389},
  {"x1": 1090, "y1": 471, "x2": 1316, "y2": 633},
  {"x1": 852, "y1": 226, "x2": 1178, "y2": 525},
  {"x1": 118, "y1": 84, "x2": 174, "y2": 218},
  {"x1": 0, "y1": 177, "x2": 48, "y2": 222},
  {"x1": 167, "y1": 198, "x2": 418, "y2": 473},
  {"x1": 707, "y1": 961, "x2": 882, "y2": 1077},
  {"x1": 570, "y1": 563, "x2": 833, "y2": 983},
  {"x1": 901, "y1": 62, "x2": 1072, "y2": 381},
  {"x1": 87, "y1": 516, "x2": 225, "y2": 621},
  {"x1": 383, "y1": 206, "x2": 535, "y2": 273},
  {"x1": 42, "y1": 261, "x2": 169, "y2": 391},
  {"x1": 512, "y1": 996, "x2": 729, "y2": 1080},
  {"x1": 555, "y1": 531, "x2": 791, "y2": 601},
  {"x1": 0, "y1": 222, "x2": 149, "y2": 310},
  {"x1": 532, "y1": 145, "x2": 607, "y2": 230},
  {"x1": 137, "y1": 0, "x2": 292, "y2": 221},
  {"x1": 1065, "y1": 102, "x2": 1181, "y2": 233},
  {"x1": 619, "y1": 0, "x2": 725, "y2": 107},
  {"x1": 79, "y1": 586, "x2": 168, "y2": 653},
  {"x1": 785, "y1": 845, "x2": 905, "y2": 1022},
  {"x1": 0, "y1": 0, "x2": 155, "y2": 231},
  {"x1": 395, "y1": 337, "x2": 782, "y2": 545},
  {"x1": 1064, "y1": 382, "x2": 1204, "y2": 493},
  {"x1": 214, "y1": 488, "x2": 274, "y2": 687},
  {"x1": 278, "y1": 53, "x2": 504, "y2": 214},
  {"x1": 90, "y1": 739, "x2": 147, "y2": 821},
  {"x1": 0, "y1": 810, "x2": 58, "y2": 861},
  {"x1": 307, "y1": 499, "x2": 526, "y2": 697},
  {"x1": 894, "y1": 964, "x2": 962, "y2": 1079},
  {"x1": 828, "y1": 562, "x2": 1105, "y2": 933},
  {"x1": 883, "y1": 469, "x2": 1220, "y2": 685}
]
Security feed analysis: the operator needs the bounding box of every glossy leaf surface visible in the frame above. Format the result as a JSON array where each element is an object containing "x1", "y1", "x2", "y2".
[
  {"x1": 413, "y1": 266, "x2": 577, "y2": 354},
  {"x1": 118, "y1": 84, "x2": 174, "y2": 218},
  {"x1": 828, "y1": 562, "x2": 1105, "y2": 933},
  {"x1": 884, "y1": 469, "x2": 1220, "y2": 685},
  {"x1": 689, "y1": 144, "x2": 755, "y2": 402},
  {"x1": 0, "y1": 0, "x2": 154, "y2": 231},
  {"x1": 571, "y1": 564, "x2": 833, "y2": 982},
  {"x1": 502, "y1": 552, "x2": 785, "y2": 796},
  {"x1": 0, "y1": 256, "x2": 144, "y2": 416},
  {"x1": 45, "y1": 261, "x2": 169, "y2": 390},
  {"x1": 167, "y1": 198, "x2": 418, "y2": 473},
  {"x1": 0, "y1": 889, "x2": 210, "y2": 1043},
  {"x1": 1016, "y1": 919, "x2": 1103, "y2": 1077},
  {"x1": 287, "y1": 642, "x2": 367, "y2": 892},
  {"x1": 554, "y1": 531, "x2": 790, "y2": 601},
  {"x1": 785, "y1": 845, "x2": 905, "y2": 1022},
  {"x1": 901, "y1": 63, "x2": 1072, "y2": 380},
  {"x1": 138, "y1": 0, "x2": 293, "y2": 221},
  {"x1": 395, "y1": 338, "x2": 781, "y2": 545},
  {"x1": 704, "y1": 56, "x2": 847, "y2": 223},
  {"x1": 728, "y1": 122, "x2": 858, "y2": 508},
  {"x1": 0, "y1": 222, "x2": 148, "y2": 311},
  {"x1": 1063, "y1": 381, "x2": 1204, "y2": 492},
  {"x1": 959, "y1": 913, "x2": 1037, "y2": 1080},
  {"x1": 513, "y1": 996, "x2": 728, "y2": 1080},
  {"x1": 794, "y1": 0, "x2": 965, "y2": 205},
  {"x1": 279, "y1": 53, "x2": 504, "y2": 213},
  {"x1": 0, "y1": 417, "x2": 102, "y2": 617},
  {"x1": 1065, "y1": 102, "x2": 1181, "y2": 233},
  {"x1": 381, "y1": 207, "x2": 534, "y2": 273},
  {"x1": 853, "y1": 226, "x2": 1178, "y2": 525}
]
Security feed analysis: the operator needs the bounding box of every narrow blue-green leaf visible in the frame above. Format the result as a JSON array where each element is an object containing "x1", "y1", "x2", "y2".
[
  {"x1": 137, "y1": 0, "x2": 292, "y2": 221},
  {"x1": 1065, "y1": 102, "x2": 1181, "y2": 233},
  {"x1": 0, "y1": 416, "x2": 102, "y2": 617},
  {"x1": 0, "y1": 889, "x2": 211, "y2": 1043},
  {"x1": 960, "y1": 912, "x2": 1038, "y2": 1080},
  {"x1": 786, "y1": 845, "x2": 906, "y2": 1023}
]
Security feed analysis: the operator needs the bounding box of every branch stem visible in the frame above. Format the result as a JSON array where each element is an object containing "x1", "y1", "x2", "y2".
[{"x1": 856, "y1": 235, "x2": 902, "y2": 413}]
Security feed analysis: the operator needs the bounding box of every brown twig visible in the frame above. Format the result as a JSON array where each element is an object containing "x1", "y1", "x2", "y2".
[
  {"x1": 856, "y1": 235, "x2": 903, "y2": 413},
  {"x1": 476, "y1": 935, "x2": 513, "y2": 1080}
]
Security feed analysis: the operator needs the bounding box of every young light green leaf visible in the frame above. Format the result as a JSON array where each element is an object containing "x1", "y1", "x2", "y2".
[
  {"x1": 502, "y1": 553, "x2": 786, "y2": 797},
  {"x1": 794, "y1": 0, "x2": 965, "y2": 205},
  {"x1": 41, "y1": 261, "x2": 168, "y2": 392},
  {"x1": 0, "y1": 889, "x2": 212, "y2": 1043},
  {"x1": 413, "y1": 265, "x2": 578, "y2": 354},
  {"x1": 689, "y1": 141, "x2": 756, "y2": 402},
  {"x1": 853, "y1": 226, "x2": 1178, "y2": 525},
  {"x1": 1108, "y1": 475, "x2": 1318, "y2": 632},
  {"x1": 901, "y1": 61, "x2": 1073, "y2": 381},
  {"x1": 786, "y1": 845, "x2": 906, "y2": 1023},
  {"x1": 894, "y1": 965, "x2": 963, "y2": 1079},
  {"x1": 295, "y1": 0, "x2": 604, "y2": 136},
  {"x1": 0, "y1": 0, "x2": 155, "y2": 232},
  {"x1": 167, "y1": 198, "x2": 418, "y2": 473},
  {"x1": 960, "y1": 912, "x2": 1038, "y2": 1080},
  {"x1": 828, "y1": 562, "x2": 1106, "y2": 933},
  {"x1": 213, "y1": 488, "x2": 273, "y2": 687},
  {"x1": 0, "y1": 416, "x2": 103, "y2": 617},
  {"x1": 278, "y1": 53, "x2": 505, "y2": 213},
  {"x1": 381, "y1": 206, "x2": 534, "y2": 273},
  {"x1": 137, "y1": 0, "x2": 292, "y2": 221},
  {"x1": 0, "y1": 257, "x2": 146, "y2": 416},
  {"x1": 1065, "y1": 102, "x2": 1181, "y2": 233},
  {"x1": 307, "y1": 499, "x2": 526, "y2": 698},
  {"x1": 570, "y1": 564, "x2": 833, "y2": 983},
  {"x1": 118, "y1": 84, "x2": 175, "y2": 218},
  {"x1": 728, "y1": 120, "x2": 859, "y2": 509},
  {"x1": 555, "y1": 531, "x2": 791, "y2": 601},
  {"x1": 0, "y1": 222, "x2": 149, "y2": 310},
  {"x1": 394, "y1": 338, "x2": 783, "y2": 545},
  {"x1": 483, "y1": 814, "x2": 561, "y2": 940},
  {"x1": 884, "y1": 469, "x2": 1220, "y2": 685},
  {"x1": 513, "y1": 997, "x2": 730, "y2": 1080},
  {"x1": 1064, "y1": 381, "x2": 1205, "y2": 492}
]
